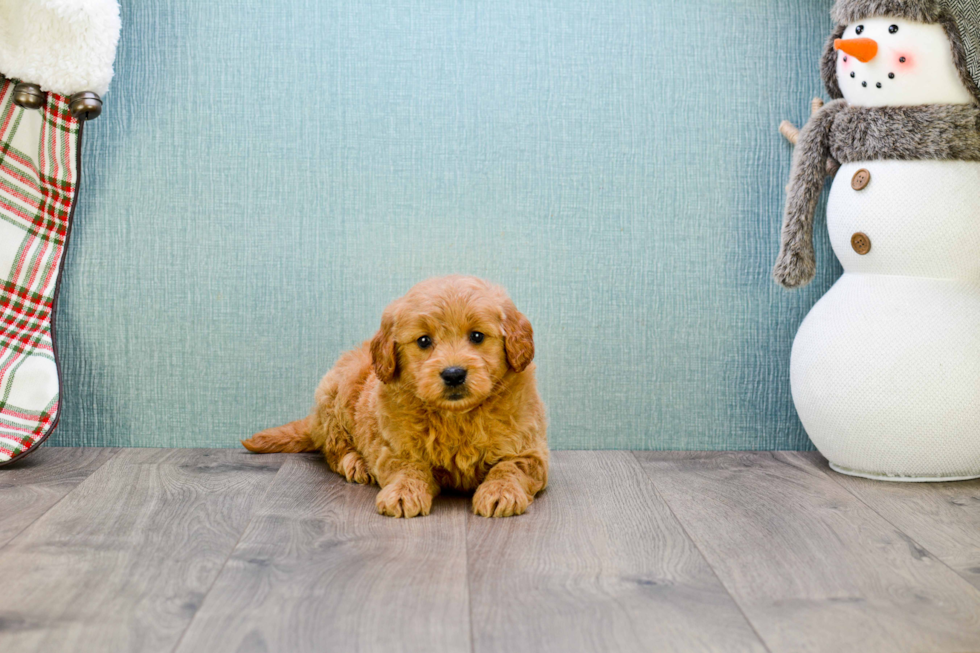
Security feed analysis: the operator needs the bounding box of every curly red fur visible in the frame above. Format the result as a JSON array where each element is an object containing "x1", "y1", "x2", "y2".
[{"x1": 243, "y1": 276, "x2": 549, "y2": 518}]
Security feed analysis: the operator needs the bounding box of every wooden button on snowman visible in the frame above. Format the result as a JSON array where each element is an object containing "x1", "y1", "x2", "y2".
[{"x1": 773, "y1": 0, "x2": 980, "y2": 481}]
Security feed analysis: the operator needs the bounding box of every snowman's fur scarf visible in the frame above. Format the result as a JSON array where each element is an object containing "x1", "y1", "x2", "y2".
[
  {"x1": 773, "y1": 100, "x2": 980, "y2": 288},
  {"x1": 774, "y1": 100, "x2": 848, "y2": 289},
  {"x1": 831, "y1": 104, "x2": 980, "y2": 162},
  {"x1": 0, "y1": 0, "x2": 120, "y2": 97},
  {"x1": 824, "y1": 0, "x2": 980, "y2": 103}
]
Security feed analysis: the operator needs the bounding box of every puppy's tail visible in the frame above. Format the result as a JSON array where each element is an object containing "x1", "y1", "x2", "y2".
[{"x1": 242, "y1": 417, "x2": 317, "y2": 453}]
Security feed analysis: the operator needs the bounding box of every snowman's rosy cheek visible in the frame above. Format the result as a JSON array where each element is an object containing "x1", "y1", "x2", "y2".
[{"x1": 895, "y1": 53, "x2": 914, "y2": 69}]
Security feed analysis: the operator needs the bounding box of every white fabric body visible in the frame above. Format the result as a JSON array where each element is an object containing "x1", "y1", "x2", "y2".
[
  {"x1": 0, "y1": 0, "x2": 120, "y2": 96},
  {"x1": 836, "y1": 17, "x2": 975, "y2": 107},
  {"x1": 792, "y1": 160, "x2": 980, "y2": 479}
]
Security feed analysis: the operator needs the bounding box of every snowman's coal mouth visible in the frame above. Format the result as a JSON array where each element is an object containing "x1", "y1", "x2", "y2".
[{"x1": 850, "y1": 71, "x2": 896, "y2": 90}]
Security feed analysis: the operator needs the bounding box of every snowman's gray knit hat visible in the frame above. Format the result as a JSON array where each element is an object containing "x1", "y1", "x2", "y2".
[{"x1": 822, "y1": 0, "x2": 980, "y2": 103}]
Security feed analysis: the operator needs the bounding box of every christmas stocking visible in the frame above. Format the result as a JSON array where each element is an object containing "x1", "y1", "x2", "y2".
[{"x1": 0, "y1": 0, "x2": 120, "y2": 465}]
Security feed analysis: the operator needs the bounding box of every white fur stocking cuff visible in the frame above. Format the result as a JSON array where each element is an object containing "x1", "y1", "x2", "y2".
[{"x1": 0, "y1": 0, "x2": 121, "y2": 97}]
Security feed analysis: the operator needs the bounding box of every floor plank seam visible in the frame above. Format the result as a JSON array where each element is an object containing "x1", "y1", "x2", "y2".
[
  {"x1": 166, "y1": 455, "x2": 288, "y2": 653},
  {"x1": 630, "y1": 451, "x2": 775, "y2": 653},
  {"x1": 802, "y1": 453, "x2": 980, "y2": 598},
  {"x1": 0, "y1": 447, "x2": 122, "y2": 548},
  {"x1": 464, "y1": 509, "x2": 476, "y2": 653}
]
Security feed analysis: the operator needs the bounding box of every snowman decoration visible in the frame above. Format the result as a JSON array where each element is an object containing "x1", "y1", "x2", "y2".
[{"x1": 774, "y1": 0, "x2": 980, "y2": 480}]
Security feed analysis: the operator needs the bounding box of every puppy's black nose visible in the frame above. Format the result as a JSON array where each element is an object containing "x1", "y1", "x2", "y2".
[{"x1": 440, "y1": 367, "x2": 467, "y2": 387}]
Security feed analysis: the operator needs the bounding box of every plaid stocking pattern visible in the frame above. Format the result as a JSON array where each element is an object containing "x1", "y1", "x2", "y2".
[{"x1": 0, "y1": 78, "x2": 81, "y2": 464}]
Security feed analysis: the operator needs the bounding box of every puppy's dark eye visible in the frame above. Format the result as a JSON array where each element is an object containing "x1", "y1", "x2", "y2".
[
  {"x1": 469, "y1": 331, "x2": 485, "y2": 344},
  {"x1": 417, "y1": 336, "x2": 433, "y2": 349},
  {"x1": 855, "y1": 25, "x2": 864, "y2": 35},
  {"x1": 889, "y1": 24, "x2": 899, "y2": 34}
]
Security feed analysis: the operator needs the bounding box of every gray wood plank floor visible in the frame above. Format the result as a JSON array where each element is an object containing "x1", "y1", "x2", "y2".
[
  {"x1": 812, "y1": 451, "x2": 980, "y2": 592},
  {"x1": 0, "y1": 449, "x2": 284, "y2": 653},
  {"x1": 467, "y1": 451, "x2": 765, "y2": 653},
  {"x1": 634, "y1": 451, "x2": 980, "y2": 653},
  {"x1": 174, "y1": 454, "x2": 471, "y2": 653},
  {"x1": 0, "y1": 448, "x2": 117, "y2": 547},
  {"x1": 2, "y1": 448, "x2": 980, "y2": 653}
]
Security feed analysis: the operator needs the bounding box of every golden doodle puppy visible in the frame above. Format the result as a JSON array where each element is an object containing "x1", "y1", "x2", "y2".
[{"x1": 243, "y1": 275, "x2": 548, "y2": 518}]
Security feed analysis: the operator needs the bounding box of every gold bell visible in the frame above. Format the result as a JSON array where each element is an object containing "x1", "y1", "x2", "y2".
[
  {"x1": 13, "y1": 83, "x2": 45, "y2": 110},
  {"x1": 69, "y1": 92, "x2": 103, "y2": 121}
]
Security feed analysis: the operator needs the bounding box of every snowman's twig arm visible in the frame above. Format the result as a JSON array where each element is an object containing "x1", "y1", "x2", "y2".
[
  {"x1": 773, "y1": 99, "x2": 847, "y2": 289},
  {"x1": 779, "y1": 98, "x2": 825, "y2": 145},
  {"x1": 778, "y1": 121, "x2": 802, "y2": 145}
]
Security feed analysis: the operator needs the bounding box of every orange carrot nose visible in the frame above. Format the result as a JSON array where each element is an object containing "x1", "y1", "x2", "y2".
[{"x1": 834, "y1": 38, "x2": 878, "y2": 63}]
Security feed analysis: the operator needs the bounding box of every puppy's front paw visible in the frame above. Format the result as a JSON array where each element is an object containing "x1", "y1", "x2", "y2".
[
  {"x1": 473, "y1": 479, "x2": 531, "y2": 518},
  {"x1": 376, "y1": 479, "x2": 433, "y2": 518},
  {"x1": 340, "y1": 452, "x2": 373, "y2": 485}
]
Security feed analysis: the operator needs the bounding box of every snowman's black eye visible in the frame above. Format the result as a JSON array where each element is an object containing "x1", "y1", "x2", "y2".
[
  {"x1": 855, "y1": 25, "x2": 865, "y2": 35},
  {"x1": 889, "y1": 25, "x2": 899, "y2": 34}
]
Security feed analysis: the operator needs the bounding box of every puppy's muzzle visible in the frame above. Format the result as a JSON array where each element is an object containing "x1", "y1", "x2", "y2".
[{"x1": 440, "y1": 367, "x2": 467, "y2": 388}]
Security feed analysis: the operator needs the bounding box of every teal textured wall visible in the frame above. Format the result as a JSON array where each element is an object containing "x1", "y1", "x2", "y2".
[{"x1": 56, "y1": 0, "x2": 840, "y2": 450}]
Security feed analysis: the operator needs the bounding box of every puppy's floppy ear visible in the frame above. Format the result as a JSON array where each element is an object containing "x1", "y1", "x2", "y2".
[
  {"x1": 502, "y1": 301, "x2": 534, "y2": 372},
  {"x1": 370, "y1": 310, "x2": 398, "y2": 383}
]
